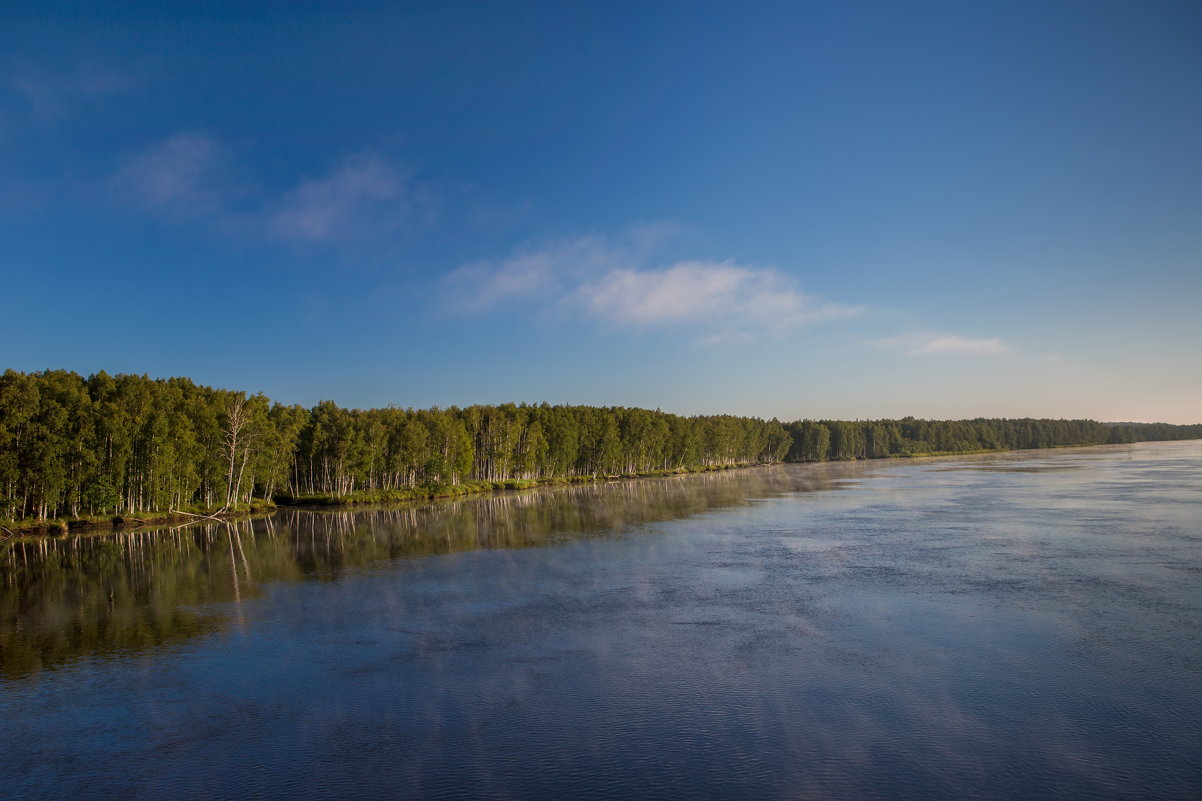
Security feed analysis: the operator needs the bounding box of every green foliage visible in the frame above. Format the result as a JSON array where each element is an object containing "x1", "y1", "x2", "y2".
[
  {"x1": 782, "y1": 416, "x2": 1202, "y2": 463},
  {"x1": 0, "y1": 370, "x2": 801, "y2": 522}
]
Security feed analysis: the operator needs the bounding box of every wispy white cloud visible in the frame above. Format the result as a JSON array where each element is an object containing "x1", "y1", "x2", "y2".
[
  {"x1": 445, "y1": 233, "x2": 637, "y2": 311},
  {"x1": 8, "y1": 64, "x2": 137, "y2": 121},
  {"x1": 879, "y1": 332, "x2": 1010, "y2": 357},
  {"x1": 444, "y1": 231, "x2": 860, "y2": 342},
  {"x1": 109, "y1": 139, "x2": 415, "y2": 241},
  {"x1": 578, "y1": 260, "x2": 859, "y2": 338},
  {"x1": 111, "y1": 133, "x2": 223, "y2": 217},
  {"x1": 268, "y1": 153, "x2": 408, "y2": 242}
]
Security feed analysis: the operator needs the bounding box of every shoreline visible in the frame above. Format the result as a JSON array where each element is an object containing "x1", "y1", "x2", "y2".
[{"x1": 0, "y1": 463, "x2": 768, "y2": 539}]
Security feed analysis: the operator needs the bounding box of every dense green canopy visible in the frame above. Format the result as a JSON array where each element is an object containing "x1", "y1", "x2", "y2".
[{"x1": 0, "y1": 370, "x2": 790, "y2": 522}]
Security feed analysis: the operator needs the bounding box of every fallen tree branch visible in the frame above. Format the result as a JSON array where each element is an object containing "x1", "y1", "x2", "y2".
[{"x1": 170, "y1": 508, "x2": 227, "y2": 522}]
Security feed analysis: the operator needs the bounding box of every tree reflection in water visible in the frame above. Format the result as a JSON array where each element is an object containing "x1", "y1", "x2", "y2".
[{"x1": 1, "y1": 463, "x2": 855, "y2": 678}]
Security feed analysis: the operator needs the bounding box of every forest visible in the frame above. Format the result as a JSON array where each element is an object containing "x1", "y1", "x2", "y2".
[
  {"x1": 2, "y1": 369, "x2": 1199, "y2": 525},
  {"x1": 781, "y1": 417, "x2": 1201, "y2": 461}
]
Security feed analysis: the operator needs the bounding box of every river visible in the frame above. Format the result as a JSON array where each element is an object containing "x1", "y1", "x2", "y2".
[{"x1": 3, "y1": 441, "x2": 1201, "y2": 800}]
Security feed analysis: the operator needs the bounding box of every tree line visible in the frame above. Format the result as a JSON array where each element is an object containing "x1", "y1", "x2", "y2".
[
  {"x1": 783, "y1": 417, "x2": 1202, "y2": 462},
  {"x1": 0, "y1": 370, "x2": 790, "y2": 522},
  {"x1": 2, "y1": 369, "x2": 1198, "y2": 524}
]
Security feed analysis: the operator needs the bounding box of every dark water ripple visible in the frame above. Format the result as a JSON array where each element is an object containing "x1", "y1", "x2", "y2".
[{"x1": 2, "y1": 441, "x2": 1202, "y2": 799}]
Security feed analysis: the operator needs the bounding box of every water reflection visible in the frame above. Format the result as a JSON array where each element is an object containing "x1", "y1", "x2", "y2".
[{"x1": 1, "y1": 464, "x2": 859, "y2": 678}]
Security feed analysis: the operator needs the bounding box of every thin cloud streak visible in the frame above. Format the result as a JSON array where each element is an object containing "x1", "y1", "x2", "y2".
[
  {"x1": 879, "y1": 332, "x2": 1011, "y2": 357},
  {"x1": 8, "y1": 64, "x2": 137, "y2": 121},
  {"x1": 915, "y1": 335, "x2": 1008, "y2": 356}
]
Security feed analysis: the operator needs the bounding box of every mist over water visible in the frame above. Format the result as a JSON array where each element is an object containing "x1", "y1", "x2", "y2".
[{"x1": 3, "y1": 442, "x2": 1201, "y2": 800}]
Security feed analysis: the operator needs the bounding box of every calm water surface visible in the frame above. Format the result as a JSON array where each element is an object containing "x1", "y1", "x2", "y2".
[{"x1": 3, "y1": 441, "x2": 1201, "y2": 800}]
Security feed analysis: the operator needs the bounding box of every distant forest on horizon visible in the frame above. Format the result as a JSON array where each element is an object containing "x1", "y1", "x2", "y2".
[{"x1": 3, "y1": 369, "x2": 1200, "y2": 524}]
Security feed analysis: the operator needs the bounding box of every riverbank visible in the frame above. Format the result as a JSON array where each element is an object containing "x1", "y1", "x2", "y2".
[{"x1": 1, "y1": 464, "x2": 772, "y2": 538}]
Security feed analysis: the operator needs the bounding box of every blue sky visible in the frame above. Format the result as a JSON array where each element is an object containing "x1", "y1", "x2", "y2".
[{"x1": 2, "y1": 0, "x2": 1200, "y2": 423}]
